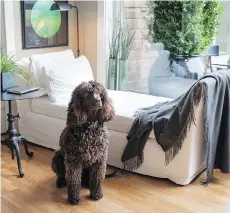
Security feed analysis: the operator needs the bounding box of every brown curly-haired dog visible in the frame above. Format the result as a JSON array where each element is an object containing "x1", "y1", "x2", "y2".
[{"x1": 51, "y1": 81, "x2": 115, "y2": 204}]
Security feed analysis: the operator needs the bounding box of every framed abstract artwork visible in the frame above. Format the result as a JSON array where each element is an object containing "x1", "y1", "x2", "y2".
[{"x1": 21, "y1": 0, "x2": 68, "y2": 49}]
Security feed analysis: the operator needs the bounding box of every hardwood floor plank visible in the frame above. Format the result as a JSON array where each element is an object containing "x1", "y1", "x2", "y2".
[
  {"x1": 2, "y1": 192, "x2": 46, "y2": 213},
  {"x1": 1, "y1": 144, "x2": 230, "y2": 213},
  {"x1": 1, "y1": 178, "x2": 18, "y2": 192},
  {"x1": 1, "y1": 196, "x2": 19, "y2": 213}
]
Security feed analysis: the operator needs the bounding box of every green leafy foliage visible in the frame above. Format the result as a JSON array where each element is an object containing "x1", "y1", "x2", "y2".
[
  {"x1": 109, "y1": 18, "x2": 136, "y2": 59},
  {"x1": 201, "y1": 0, "x2": 223, "y2": 51},
  {"x1": 120, "y1": 26, "x2": 136, "y2": 60},
  {"x1": 109, "y1": 18, "x2": 122, "y2": 59},
  {"x1": 0, "y1": 49, "x2": 31, "y2": 84},
  {"x1": 147, "y1": 0, "x2": 223, "y2": 56}
]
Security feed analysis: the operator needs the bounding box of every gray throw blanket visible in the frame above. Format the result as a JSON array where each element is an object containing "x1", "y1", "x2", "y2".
[{"x1": 121, "y1": 70, "x2": 230, "y2": 184}]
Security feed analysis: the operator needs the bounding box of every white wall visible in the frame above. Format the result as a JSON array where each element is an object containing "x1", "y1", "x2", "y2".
[
  {"x1": 97, "y1": 0, "x2": 106, "y2": 85},
  {"x1": 74, "y1": 1, "x2": 106, "y2": 83},
  {"x1": 4, "y1": 0, "x2": 77, "y2": 57},
  {"x1": 75, "y1": 1, "x2": 98, "y2": 79}
]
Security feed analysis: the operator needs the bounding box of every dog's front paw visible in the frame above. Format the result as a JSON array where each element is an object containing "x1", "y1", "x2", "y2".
[
  {"x1": 90, "y1": 192, "x2": 103, "y2": 201},
  {"x1": 56, "y1": 177, "x2": 66, "y2": 188},
  {"x1": 67, "y1": 196, "x2": 80, "y2": 205}
]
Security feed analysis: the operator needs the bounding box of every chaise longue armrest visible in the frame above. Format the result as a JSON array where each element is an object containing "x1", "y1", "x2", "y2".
[{"x1": 148, "y1": 76, "x2": 197, "y2": 99}]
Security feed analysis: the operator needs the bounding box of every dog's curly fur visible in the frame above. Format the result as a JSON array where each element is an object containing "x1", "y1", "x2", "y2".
[{"x1": 51, "y1": 81, "x2": 115, "y2": 204}]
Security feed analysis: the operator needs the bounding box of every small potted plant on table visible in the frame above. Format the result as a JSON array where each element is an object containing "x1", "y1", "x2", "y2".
[{"x1": 1, "y1": 49, "x2": 31, "y2": 92}]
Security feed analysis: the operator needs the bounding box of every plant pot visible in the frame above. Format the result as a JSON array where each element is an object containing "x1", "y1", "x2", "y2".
[
  {"x1": 108, "y1": 58, "x2": 118, "y2": 90},
  {"x1": 1, "y1": 72, "x2": 14, "y2": 92},
  {"x1": 170, "y1": 55, "x2": 205, "y2": 80},
  {"x1": 118, "y1": 59, "x2": 128, "y2": 91}
]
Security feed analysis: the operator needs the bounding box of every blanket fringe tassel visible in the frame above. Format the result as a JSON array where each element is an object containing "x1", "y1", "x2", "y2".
[
  {"x1": 123, "y1": 155, "x2": 143, "y2": 172},
  {"x1": 165, "y1": 83, "x2": 207, "y2": 165}
]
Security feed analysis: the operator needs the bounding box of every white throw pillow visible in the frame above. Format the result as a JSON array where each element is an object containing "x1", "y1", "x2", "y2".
[
  {"x1": 42, "y1": 56, "x2": 94, "y2": 102},
  {"x1": 29, "y1": 49, "x2": 75, "y2": 88}
]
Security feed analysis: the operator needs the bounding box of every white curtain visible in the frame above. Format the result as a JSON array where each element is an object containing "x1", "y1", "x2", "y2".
[{"x1": 215, "y1": 1, "x2": 230, "y2": 54}]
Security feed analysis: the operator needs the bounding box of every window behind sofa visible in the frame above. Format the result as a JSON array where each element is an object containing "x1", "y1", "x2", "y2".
[{"x1": 105, "y1": 0, "x2": 230, "y2": 96}]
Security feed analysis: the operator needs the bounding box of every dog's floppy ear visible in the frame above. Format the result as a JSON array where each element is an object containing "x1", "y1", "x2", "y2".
[
  {"x1": 99, "y1": 89, "x2": 115, "y2": 123},
  {"x1": 66, "y1": 95, "x2": 87, "y2": 126}
]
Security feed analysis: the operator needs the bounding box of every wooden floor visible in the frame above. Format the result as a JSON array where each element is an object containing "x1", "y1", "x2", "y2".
[{"x1": 1, "y1": 144, "x2": 230, "y2": 213}]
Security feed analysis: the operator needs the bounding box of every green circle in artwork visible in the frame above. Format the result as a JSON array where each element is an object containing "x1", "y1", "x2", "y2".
[{"x1": 31, "y1": 0, "x2": 61, "y2": 38}]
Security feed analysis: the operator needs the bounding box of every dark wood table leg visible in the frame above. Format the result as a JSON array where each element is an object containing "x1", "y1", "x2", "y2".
[
  {"x1": 11, "y1": 149, "x2": 15, "y2": 160},
  {"x1": 12, "y1": 140, "x2": 24, "y2": 177},
  {"x1": 1, "y1": 100, "x2": 34, "y2": 177},
  {"x1": 18, "y1": 136, "x2": 34, "y2": 157}
]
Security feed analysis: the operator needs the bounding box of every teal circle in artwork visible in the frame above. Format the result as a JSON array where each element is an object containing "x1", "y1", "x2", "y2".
[{"x1": 31, "y1": 0, "x2": 61, "y2": 38}]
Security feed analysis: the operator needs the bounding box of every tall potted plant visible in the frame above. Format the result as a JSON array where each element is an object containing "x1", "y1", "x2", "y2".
[
  {"x1": 147, "y1": 0, "x2": 223, "y2": 79},
  {"x1": 1, "y1": 49, "x2": 31, "y2": 92},
  {"x1": 118, "y1": 26, "x2": 136, "y2": 91},
  {"x1": 108, "y1": 19, "x2": 122, "y2": 90},
  {"x1": 108, "y1": 19, "x2": 135, "y2": 90}
]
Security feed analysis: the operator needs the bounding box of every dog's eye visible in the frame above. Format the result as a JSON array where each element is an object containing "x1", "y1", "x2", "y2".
[{"x1": 100, "y1": 94, "x2": 104, "y2": 100}]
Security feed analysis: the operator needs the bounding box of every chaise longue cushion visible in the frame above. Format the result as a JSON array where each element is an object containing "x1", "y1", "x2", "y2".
[{"x1": 31, "y1": 90, "x2": 171, "y2": 139}]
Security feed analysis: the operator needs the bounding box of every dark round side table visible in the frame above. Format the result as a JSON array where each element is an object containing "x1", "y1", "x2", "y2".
[{"x1": 1, "y1": 89, "x2": 46, "y2": 177}]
